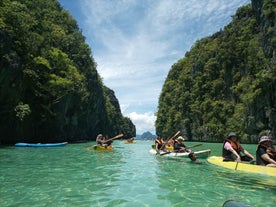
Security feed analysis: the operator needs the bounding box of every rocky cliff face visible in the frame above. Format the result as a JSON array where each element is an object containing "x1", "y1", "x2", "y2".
[
  {"x1": 0, "y1": 0, "x2": 135, "y2": 144},
  {"x1": 252, "y1": 0, "x2": 275, "y2": 58},
  {"x1": 252, "y1": 0, "x2": 275, "y2": 138},
  {"x1": 155, "y1": 0, "x2": 275, "y2": 142}
]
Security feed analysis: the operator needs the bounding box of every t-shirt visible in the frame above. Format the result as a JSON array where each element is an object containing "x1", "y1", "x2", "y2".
[
  {"x1": 223, "y1": 141, "x2": 244, "y2": 152},
  {"x1": 223, "y1": 142, "x2": 233, "y2": 151},
  {"x1": 174, "y1": 142, "x2": 186, "y2": 151},
  {"x1": 256, "y1": 146, "x2": 268, "y2": 165}
]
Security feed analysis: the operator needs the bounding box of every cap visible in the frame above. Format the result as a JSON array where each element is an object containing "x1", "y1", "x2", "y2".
[
  {"x1": 176, "y1": 136, "x2": 185, "y2": 141},
  {"x1": 259, "y1": 136, "x2": 272, "y2": 144},
  {"x1": 227, "y1": 132, "x2": 237, "y2": 139}
]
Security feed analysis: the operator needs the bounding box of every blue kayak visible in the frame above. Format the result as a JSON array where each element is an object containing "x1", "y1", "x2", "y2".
[{"x1": 15, "y1": 142, "x2": 68, "y2": 147}]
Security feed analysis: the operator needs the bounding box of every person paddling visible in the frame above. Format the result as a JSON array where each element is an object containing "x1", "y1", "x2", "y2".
[
  {"x1": 96, "y1": 134, "x2": 105, "y2": 146},
  {"x1": 174, "y1": 136, "x2": 199, "y2": 163},
  {"x1": 104, "y1": 135, "x2": 113, "y2": 147},
  {"x1": 256, "y1": 136, "x2": 276, "y2": 167},
  {"x1": 155, "y1": 136, "x2": 166, "y2": 153},
  {"x1": 222, "y1": 132, "x2": 255, "y2": 162},
  {"x1": 96, "y1": 134, "x2": 112, "y2": 148}
]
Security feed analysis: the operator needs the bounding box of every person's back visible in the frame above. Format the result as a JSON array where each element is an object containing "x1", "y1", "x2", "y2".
[
  {"x1": 155, "y1": 137, "x2": 164, "y2": 151},
  {"x1": 174, "y1": 136, "x2": 198, "y2": 162},
  {"x1": 173, "y1": 140, "x2": 186, "y2": 152},
  {"x1": 174, "y1": 137, "x2": 186, "y2": 152}
]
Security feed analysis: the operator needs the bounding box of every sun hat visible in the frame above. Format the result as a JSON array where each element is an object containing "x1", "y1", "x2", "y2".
[
  {"x1": 227, "y1": 132, "x2": 237, "y2": 139},
  {"x1": 259, "y1": 136, "x2": 272, "y2": 144},
  {"x1": 176, "y1": 136, "x2": 185, "y2": 141}
]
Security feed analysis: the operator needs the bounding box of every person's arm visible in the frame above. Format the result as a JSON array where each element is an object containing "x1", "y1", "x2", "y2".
[
  {"x1": 224, "y1": 142, "x2": 241, "y2": 161},
  {"x1": 231, "y1": 149, "x2": 241, "y2": 161},
  {"x1": 243, "y1": 149, "x2": 255, "y2": 161},
  {"x1": 261, "y1": 153, "x2": 276, "y2": 165},
  {"x1": 180, "y1": 144, "x2": 187, "y2": 151}
]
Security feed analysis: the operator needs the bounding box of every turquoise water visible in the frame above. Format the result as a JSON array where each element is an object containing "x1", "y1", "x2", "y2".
[{"x1": 0, "y1": 141, "x2": 275, "y2": 207}]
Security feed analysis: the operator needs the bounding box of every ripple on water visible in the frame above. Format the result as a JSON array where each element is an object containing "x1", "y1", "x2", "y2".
[{"x1": 0, "y1": 141, "x2": 275, "y2": 207}]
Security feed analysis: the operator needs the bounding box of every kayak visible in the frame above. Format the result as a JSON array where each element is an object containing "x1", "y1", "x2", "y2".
[
  {"x1": 123, "y1": 141, "x2": 136, "y2": 144},
  {"x1": 149, "y1": 149, "x2": 211, "y2": 158},
  {"x1": 207, "y1": 156, "x2": 276, "y2": 177},
  {"x1": 91, "y1": 145, "x2": 114, "y2": 151},
  {"x1": 15, "y1": 142, "x2": 68, "y2": 147},
  {"x1": 151, "y1": 144, "x2": 174, "y2": 151}
]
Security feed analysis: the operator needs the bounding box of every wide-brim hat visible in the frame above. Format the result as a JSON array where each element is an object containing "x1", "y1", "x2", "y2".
[
  {"x1": 259, "y1": 136, "x2": 272, "y2": 144},
  {"x1": 176, "y1": 136, "x2": 185, "y2": 141}
]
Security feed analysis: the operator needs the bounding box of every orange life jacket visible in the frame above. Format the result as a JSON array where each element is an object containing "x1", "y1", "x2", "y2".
[{"x1": 227, "y1": 139, "x2": 242, "y2": 153}]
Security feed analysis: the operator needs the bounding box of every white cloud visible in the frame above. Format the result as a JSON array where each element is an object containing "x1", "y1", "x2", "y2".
[
  {"x1": 127, "y1": 112, "x2": 156, "y2": 135},
  {"x1": 74, "y1": 0, "x2": 250, "y2": 134}
]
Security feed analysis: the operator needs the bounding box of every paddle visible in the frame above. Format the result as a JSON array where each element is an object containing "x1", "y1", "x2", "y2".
[
  {"x1": 87, "y1": 145, "x2": 96, "y2": 150},
  {"x1": 159, "y1": 131, "x2": 180, "y2": 150},
  {"x1": 87, "y1": 134, "x2": 124, "y2": 150},
  {"x1": 235, "y1": 159, "x2": 255, "y2": 170},
  {"x1": 156, "y1": 131, "x2": 180, "y2": 154},
  {"x1": 167, "y1": 130, "x2": 181, "y2": 143},
  {"x1": 186, "y1": 143, "x2": 202, "y2": 149},
  {"x1": 160, "y1": 151, "x2": 172, "y2": 156},
  {"x1": 102, "y1": 133, "x2": 124, "y2": 144},
  {"x1": 235, "y1": 161, "x2": 239, "y2": 170}
]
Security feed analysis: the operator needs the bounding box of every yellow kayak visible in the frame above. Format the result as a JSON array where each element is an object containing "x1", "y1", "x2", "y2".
[
  {"x1": 151, "y1": 144, "x2": 173, "y2": 151},
  {"x1": 123, "y1": 141, "x2": 136, "y2": 144},
  {"x1": 87, "y1": 145, "x2": 114, "y2": 151},
  {"x1": 207, "y1": 156, "x2": 276, "y2": 177}
]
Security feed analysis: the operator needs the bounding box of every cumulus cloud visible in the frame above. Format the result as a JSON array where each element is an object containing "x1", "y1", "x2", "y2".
[
  {"x1": 70, "y1": 0, "x2": 250, "y2": 134},
  {"x1": 127, "y1": 112, "x2": 156, "y2": 134}
]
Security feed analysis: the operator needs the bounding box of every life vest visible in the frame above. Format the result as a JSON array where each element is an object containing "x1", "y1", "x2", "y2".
[
  {"x1": 227, "y1": 139, "x2": 242, "y2": 153},
  {"x1": 257, "y1": 144, "x2": 276, "y2": 160},
  {"x1": 222, "y1": 139, "x2": 242, "y2": 159}
]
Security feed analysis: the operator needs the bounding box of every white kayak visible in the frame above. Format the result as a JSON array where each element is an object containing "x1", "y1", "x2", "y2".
[{"x1": 149, "y1": 148, "x2": 211, "y2": 158}]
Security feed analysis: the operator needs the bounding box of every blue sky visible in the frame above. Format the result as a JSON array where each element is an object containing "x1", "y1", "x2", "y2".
[{"x1": 58, "y1": 0, "x2": 250, "y2": 135}]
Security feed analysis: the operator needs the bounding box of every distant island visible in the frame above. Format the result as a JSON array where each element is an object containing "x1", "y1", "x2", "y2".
[{"x1": 136, "y1": 131, "x2": 157, "y2": 140}]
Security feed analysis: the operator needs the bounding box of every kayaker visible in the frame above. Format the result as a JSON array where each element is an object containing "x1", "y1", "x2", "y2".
[
  {"x1": 174, "y1": 136, "x2": 198, "y2": 162},
  {"x1": 155, "y1": 136, "x2": 166, "y2": 153},
  {"x1": 104, "y1": 135, "x2": 113, "y2": 147},
  {"x1": 96, "y1": 134, "x2": 104, "y2": 146},
  {"x1": 126, "y1": 137, "x2": 135, "y2": 143},
  {"x1": 222, "y1": 132, "x2": 255, "y2": 162},
  {"x1": 167, "y1": 138, "x2": 175, "y2": 150},
  {"x1": 256, "y1": 136, "x2": 276, "y2": 167}
]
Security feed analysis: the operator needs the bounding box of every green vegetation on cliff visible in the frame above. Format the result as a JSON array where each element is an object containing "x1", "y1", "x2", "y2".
[
  {"x1": 0, "y1": 0, "x2": 135, "y2": 144},
  {"x1": 156, "y1": 0, "x2": 275, "y2": 143}
]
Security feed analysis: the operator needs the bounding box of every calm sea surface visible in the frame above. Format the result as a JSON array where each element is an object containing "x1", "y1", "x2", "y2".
[{"x1": 0, "y1": 140, "x2": 275, "y2": 207}]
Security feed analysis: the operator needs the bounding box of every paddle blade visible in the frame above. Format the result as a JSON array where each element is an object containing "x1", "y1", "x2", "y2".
[
  {"x1": 170, "y1": 131, "x2": 181, "y2": 140},
  {"x1": 187, "y1": 144, "x2": 202, "y2": 149},
  {"x1": 113, "y1": 133, "x2": 124, "y2": 139},
  {"x1": 160, "y1": 151, "x2": 171, "y2": 156}
]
